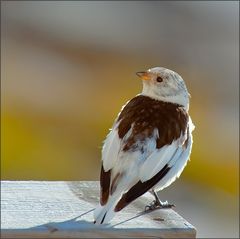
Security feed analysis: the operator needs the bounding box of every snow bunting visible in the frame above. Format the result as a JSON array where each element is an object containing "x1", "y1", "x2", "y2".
[{"x1": 94, "y1": 67, "x2": 195, "y2": 224}]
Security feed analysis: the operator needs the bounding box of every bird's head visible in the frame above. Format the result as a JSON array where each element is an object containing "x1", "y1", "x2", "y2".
[{"x1": 136, "y1": 67, "x2": 190, "y2": 110}]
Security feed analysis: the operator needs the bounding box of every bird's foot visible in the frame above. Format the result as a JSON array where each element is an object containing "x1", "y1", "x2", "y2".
[
  {"x1": 159, "y1": 200, "x2": 175, "y2": 209},
  {"x1": 145, "y1": 200, "x2": 159, "y2": 211},
  {"x1": 145, "y1": 200, "x2": 175, "y2": 211}
]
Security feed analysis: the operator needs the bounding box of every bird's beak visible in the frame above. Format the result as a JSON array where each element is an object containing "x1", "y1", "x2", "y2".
[{"x1": 136, "y1": 71, "x2": 151, "y2": 81}]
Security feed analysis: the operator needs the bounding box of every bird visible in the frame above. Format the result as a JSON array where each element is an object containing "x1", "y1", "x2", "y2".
[{"x1": 94, "y1": 67, "x2": 195, "y2": 224}]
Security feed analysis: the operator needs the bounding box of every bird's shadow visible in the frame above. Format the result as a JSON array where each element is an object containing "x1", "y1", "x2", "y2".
[
  {"x1": 2, "y1": 207, "x2": 152, "y2": 237},
  {"x1": 29, "y1": 209, "x2": 96, "y2": 232},
  {"x1": 32, "y1": 208, "x2": 150, "y2": 231}
]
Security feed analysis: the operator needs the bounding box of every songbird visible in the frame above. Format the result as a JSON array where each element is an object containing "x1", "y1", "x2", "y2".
[{"x1": 94, "y1": 67, "x2": 195, "y2": 224}]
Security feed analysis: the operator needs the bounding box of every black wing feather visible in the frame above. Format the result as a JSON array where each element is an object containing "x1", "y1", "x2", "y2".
[{"x1": 114, "y1": 164, "x2": 171, "y2": 211}]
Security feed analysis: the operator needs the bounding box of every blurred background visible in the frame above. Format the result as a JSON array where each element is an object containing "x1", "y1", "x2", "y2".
[{"x1": 1, "y1": 1, "x2": 239, "y2": 238}]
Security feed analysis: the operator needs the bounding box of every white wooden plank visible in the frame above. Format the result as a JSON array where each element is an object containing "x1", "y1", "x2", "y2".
[{"x1": 1, "y1": 181, "x2": 196, "y2": 238}]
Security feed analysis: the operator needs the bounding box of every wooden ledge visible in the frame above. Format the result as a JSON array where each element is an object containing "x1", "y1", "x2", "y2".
[{"x1": 1, "y1": 181, "x2": 196, "y2": 238}]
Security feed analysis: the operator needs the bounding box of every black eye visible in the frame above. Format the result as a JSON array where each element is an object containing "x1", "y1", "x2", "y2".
[{"x1": 156, "y1": 76, "x2": 163, "y2": 83}]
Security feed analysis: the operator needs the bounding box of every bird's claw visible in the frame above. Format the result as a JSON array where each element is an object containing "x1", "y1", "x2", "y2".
[
  {"x1": 145, "y1": 200, "x2": 160, "y2": 211},
  {"x1": 160, "y1": 200, "x2": 175, "y2": 209},
  {"x1": 145, "y1": 200, "x2": 175, "y2": 211}
]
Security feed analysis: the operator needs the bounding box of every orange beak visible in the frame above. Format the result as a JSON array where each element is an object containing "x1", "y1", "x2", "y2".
[{"x1": 136, "y1": 71, "x2": 151, "y2": 81}]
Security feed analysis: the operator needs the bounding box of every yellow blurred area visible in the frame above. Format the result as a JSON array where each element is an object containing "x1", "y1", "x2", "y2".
[{"x1": 2, "y1": 105, "x2": 238, "y2": 194}]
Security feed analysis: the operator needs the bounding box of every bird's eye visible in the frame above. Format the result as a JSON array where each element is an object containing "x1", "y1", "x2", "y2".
[{"x1": 156, "y1": 76, "x2": 163, "y2": 83}]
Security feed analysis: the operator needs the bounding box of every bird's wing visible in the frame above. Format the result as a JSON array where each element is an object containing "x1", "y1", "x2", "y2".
[
  {"x1": 140, "y1": 115, "x2": 195, "y2": 182},
  {"x1": 139, "y1": 136, "x2": 185, "y2": 182},
  {"x1": 99, "y1": 123, "x2": 121, "y2": 206},
  {"x1": 102, "y1": 124, "x2": 121, "y2": 172},
  {"x1": 114, "y1": 130, "x2": 192, "y2": 212}
]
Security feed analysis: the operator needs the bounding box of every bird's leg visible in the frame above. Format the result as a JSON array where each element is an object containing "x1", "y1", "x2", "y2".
[{"x1": 145, "y1": 190, "x2": 175, "y2": 211}]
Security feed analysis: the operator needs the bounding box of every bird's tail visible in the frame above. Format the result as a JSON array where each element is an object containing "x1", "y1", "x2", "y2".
[{"x1": 94, "y1": 195, "x2": 120, "y2": 224}]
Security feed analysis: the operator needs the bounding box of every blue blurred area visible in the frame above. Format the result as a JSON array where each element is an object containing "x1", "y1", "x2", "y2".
[{"x1": 1, "y1": 2, "x2": 239, "y2": 238}]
